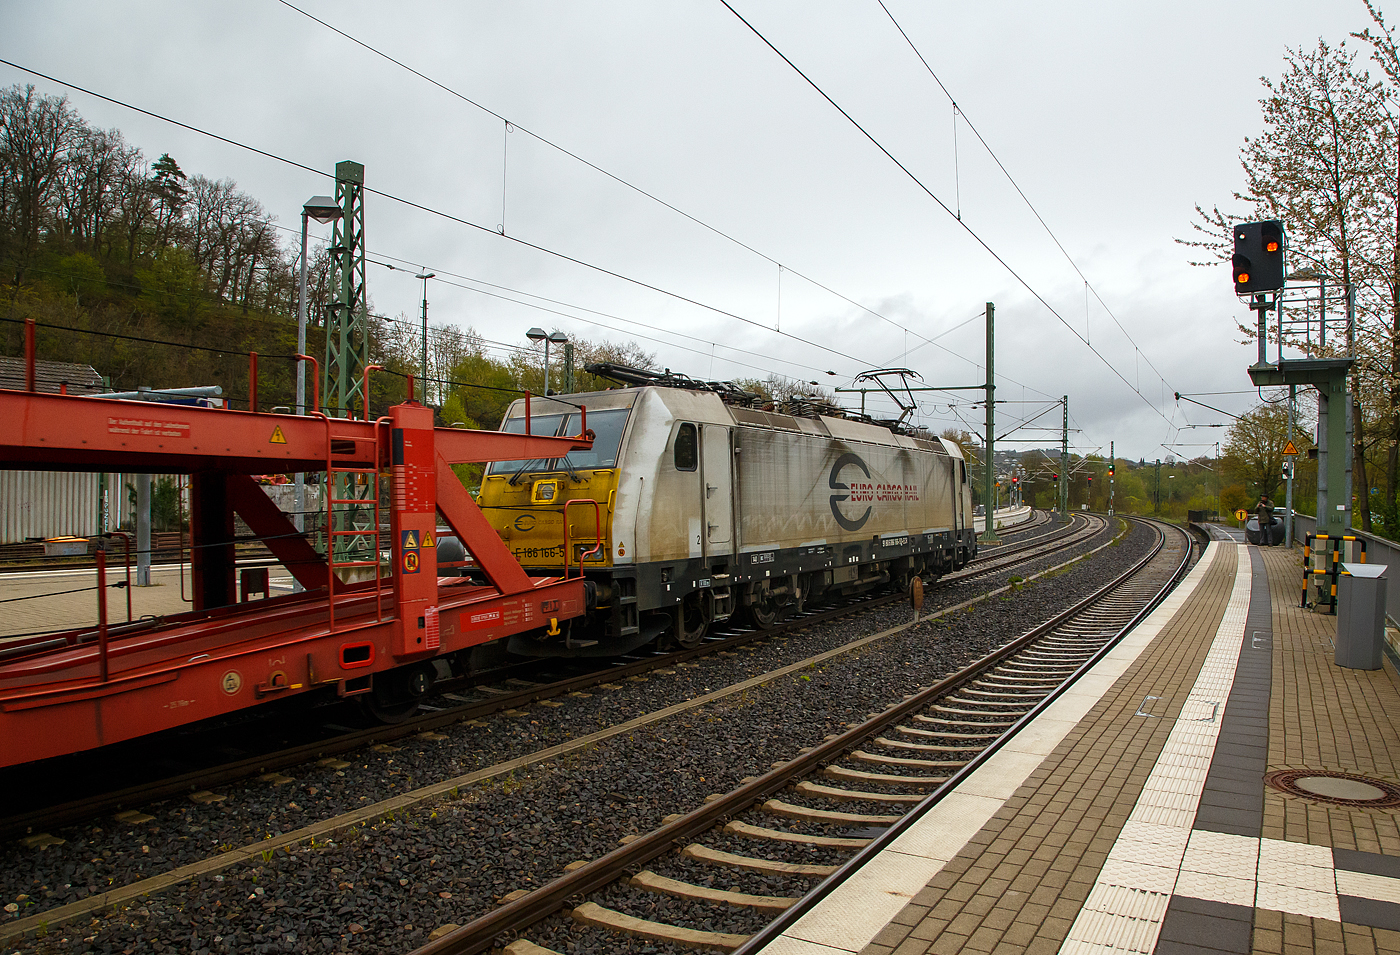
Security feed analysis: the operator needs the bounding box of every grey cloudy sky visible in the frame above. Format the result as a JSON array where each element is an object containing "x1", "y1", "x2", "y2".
[{"x1": 4, "y1": 0, "x2": 1373, "y2": 459}]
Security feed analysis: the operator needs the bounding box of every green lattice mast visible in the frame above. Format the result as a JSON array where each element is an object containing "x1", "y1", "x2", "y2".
[
  {"x1": 326, "y1": 160, "x2": 368, "y2": 417},
  {"x1": 324, "y1": 161, "x2": 375, "y2": 566}
]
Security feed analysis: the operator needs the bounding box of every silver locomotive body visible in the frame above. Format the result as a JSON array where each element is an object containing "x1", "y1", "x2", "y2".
[{"x1": 480, "y1": 384, "x2": 976, "y2": 656}]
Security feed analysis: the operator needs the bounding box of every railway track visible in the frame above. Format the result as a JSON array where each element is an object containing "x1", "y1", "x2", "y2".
[
  {"x1": 412, "y1": 517, "x2": 1190, "y2": 955},
  {"x1": 0, "y1": 510, "x2": 1100, "y2": 841},
  {"x1": 0, "y1": 511, "x2": 1145, "y2": 948}
]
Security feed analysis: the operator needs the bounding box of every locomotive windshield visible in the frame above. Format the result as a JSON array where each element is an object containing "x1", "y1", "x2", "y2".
[{"x1": 486, "y1": 408, "x2": 630, "y2": 474}]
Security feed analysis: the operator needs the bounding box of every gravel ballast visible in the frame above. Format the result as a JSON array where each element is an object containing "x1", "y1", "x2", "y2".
[{"x1": 6, "y1": 516, "x2": 1163, "y2": 953}]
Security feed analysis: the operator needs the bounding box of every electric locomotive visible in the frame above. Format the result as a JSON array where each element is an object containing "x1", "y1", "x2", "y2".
[{"x1": 469, "y1": 364, "x2": 977, "y2": 656}]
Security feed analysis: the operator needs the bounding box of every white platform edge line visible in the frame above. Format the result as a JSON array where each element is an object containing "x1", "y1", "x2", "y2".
[
  {"x1": 1059, "y1": 543, "x2": 1252, "y2": 954},
  {"x1": 766, "y1": 539, "x2": 1227, "y2": 954}
]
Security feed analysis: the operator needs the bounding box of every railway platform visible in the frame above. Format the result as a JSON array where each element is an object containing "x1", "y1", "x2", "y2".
[
  {"x1": 758, "y1": 535, "x2": 1400, "y2": 955},
  {"x1": 0, "y1": 561, "x2": 293, "y2": 641}
]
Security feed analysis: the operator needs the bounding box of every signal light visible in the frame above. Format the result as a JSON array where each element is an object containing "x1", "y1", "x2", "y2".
[
  {"x1": 1108, "y1": 465, "x2": 1114, "y2": 477},
  {"x1": 1232, "y1": 220, "x2": 1285, "y2": 293},
  {"x1": 1051, "y1": 473, "x2": 1058, "y2": 481},
  {"x1": 1087, "y1": 476, "x2": 1093, "y2": 485}
]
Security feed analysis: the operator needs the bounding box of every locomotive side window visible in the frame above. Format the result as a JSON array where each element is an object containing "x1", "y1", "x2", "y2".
[{"x1": 674, "y1": 423, "x2": 698, "y2": 471}]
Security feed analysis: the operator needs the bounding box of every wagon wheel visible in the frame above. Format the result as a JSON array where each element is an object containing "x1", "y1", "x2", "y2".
[
  {"x1": 674, "y1": 593, "x2": 709, "y2": 649},
  {"x1": 364, "y1": 694, "x2": 421, "y2": 724},
  {"x1": 747, "y1": 586, "x2": 779, "y2": 630},
  {"x1": 362, "y1": 662, "x2": 434, "y2": 724}
]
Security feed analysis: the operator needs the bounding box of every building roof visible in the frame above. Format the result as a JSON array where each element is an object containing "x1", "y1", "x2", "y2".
[{"x1": 0, "y1": 357, "x2": 105, "y2": 395}]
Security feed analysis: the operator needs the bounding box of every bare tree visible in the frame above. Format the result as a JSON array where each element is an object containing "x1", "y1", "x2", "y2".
[
  {"x1": 1223, "y1": 403, "x2": 1293, "y2": 502},
  {"x1": 0, "y1": 85, "x2": 81, "y2": 281}
]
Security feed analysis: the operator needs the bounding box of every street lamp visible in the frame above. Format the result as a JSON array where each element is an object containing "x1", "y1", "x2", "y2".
[
  {"x1": 548, "y1": 331, "x2": 568, "y2": 395},
  {"x1": 295, "y1": 195, "x2": 342, "y2": 548},
  {"x1": 415, "y1": 271, "x2": 434, "y2": 403},
  {"x1": 297, "y1": 196, "x2": 342, "y2": 420},
  {"x1": 293, "y1": 195, "x2": 342, "y2": 593},
  {"x1": 526, "y1": 328, "x2": 568, "y2": 395},
  {"x1": 526, "y1": 328, "x2": 547, "y2": 394}
]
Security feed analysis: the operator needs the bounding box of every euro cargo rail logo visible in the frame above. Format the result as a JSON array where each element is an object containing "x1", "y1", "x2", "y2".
[{"x1": 829, "y1": 453, "x2": 920, "y2": 531}]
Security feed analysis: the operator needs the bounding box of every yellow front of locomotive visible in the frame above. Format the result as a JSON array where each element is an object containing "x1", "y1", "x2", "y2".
[{"x1": 476, "y1": 395, "x2": 634, "y2": 574}]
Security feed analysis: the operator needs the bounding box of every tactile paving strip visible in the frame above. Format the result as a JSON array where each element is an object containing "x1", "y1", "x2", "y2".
[{"x1": 1058, "y1": 543, "x2": 1254, "y2": 955}]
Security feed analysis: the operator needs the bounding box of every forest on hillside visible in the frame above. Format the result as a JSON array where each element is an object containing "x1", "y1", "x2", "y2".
[
  {"x1": 0, "y1": 83, "x2": 673, "y2": 434},
  {"x1": 0, "y1": 83, "x2": 1322, "y2": 524}
]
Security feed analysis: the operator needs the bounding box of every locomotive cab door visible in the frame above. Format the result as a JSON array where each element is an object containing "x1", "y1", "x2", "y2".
[
  {"x1": 701, "y1": 425, "x2": 733, "y2": 554},
  {"x1": 954, "y1": 459, "x2": 966, "y2": 532}
]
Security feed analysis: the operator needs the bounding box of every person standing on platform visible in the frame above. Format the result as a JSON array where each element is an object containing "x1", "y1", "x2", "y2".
[{"x1": 1255, "y1": 494, "x2": 1275, "y2": 545}]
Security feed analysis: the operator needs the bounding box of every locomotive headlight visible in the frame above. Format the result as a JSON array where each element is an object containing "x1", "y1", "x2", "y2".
[{"x1": 532, "y1": 479, "x2": 559, "y2": 504}]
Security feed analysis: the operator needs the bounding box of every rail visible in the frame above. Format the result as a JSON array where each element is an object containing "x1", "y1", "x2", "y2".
[
  {"x1": 95, "y1": 550, "x2": 109, "y2": 682},
  {"x1": 731, "y1": 518, "x2": 1192, "y2": 954},
  {"x1": 293, "y1": 353, "x2": 319, "y2": 416},
  {"x1": 414, "y1": 517, "x2": 1183, "y2": 955},
  {"x1": 24, "y1": 316, "x2": 35, "y2": 391},
  {"x1": 361, "y1": 364, "x2": 382, "y2": 420}
]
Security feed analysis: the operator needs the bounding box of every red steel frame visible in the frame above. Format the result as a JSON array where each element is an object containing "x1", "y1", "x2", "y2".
[{"x1": 0, "y1": 383, "x2": 594, "y2": 768}]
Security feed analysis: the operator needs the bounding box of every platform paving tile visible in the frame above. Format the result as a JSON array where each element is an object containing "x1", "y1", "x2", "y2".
[
  {"x1": 1261, "y1": 546, "x2": 1400, "y2": 854},
  {"x1": 847, "y1": 545, "x2": 1242, "y2": 955},
  {"x1": 788, "y1": 540, "x2": 1400, "y2": 955}
]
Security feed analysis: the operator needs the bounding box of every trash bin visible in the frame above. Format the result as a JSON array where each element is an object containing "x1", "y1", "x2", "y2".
[{"x1": 1336, "y1": 563, "x2": 1388, "y2": 670}]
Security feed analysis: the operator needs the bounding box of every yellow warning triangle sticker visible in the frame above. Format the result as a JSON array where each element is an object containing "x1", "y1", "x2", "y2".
[
  {"x1": 269, "y1": 425, "x2": 287, "y2": 444},
  {"x1": 403, "y1": 530, "x2": 418, "y2": 548},
  {"x1": 422, "y1": 531, "x2": 434, "y2": 547},
  {"x1": 1282, "y1": 440, "x2": 1300, "y2": 455}
]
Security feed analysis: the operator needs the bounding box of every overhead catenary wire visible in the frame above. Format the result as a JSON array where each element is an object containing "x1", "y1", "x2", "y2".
[
  {"x1": 272, "y1": 0, "x2": 1001, "y2": 372},
  {"x1": 351, "y1": 242, "x2": 847, "y2": 381},
  {"x1": 714, "y1": 2, "x2": 1176, "y2": 429},
  {"x1": 875, "y1": 1, "x2": 1178, "y2": 404},
  {"x1": 0, "y1": 56, "x2": 882, "y2": 374},
  {"x1": 1, "y1": 50, "x2": 1063, "y2": 421}
]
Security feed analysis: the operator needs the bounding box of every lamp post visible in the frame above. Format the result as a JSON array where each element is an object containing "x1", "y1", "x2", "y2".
[
  {"x1": 526, "y1": 328, "x2": 569, "y2": 395},
  {"x1": 415, "y1": 271, "x2": 434, "y2": 403},
  {"x1": 295, "y1": 196, "x2": 342, "y2": 563},
  {"x1": 526, "y1": 328, "x2": 546, "y2": 395},
  {"x1": 548, "y1": 331, "x2": 567, "y2": 395}
]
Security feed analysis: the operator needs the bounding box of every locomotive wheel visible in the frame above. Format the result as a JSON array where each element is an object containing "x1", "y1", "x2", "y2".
[
  {"x1": 675, "y1": 593, "x2": 709, "y2": 649},
  {"x1": 747, "y1": 590, "x2": 779, "y2": 630},
  {"x1": 363, "y1": 662, "x2": 434, "y2": 724}
]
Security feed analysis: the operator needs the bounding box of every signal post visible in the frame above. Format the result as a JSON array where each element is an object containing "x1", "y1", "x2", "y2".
[{"x1": 1235, "y1": 219, "x2": 1353, "y2": 538}]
